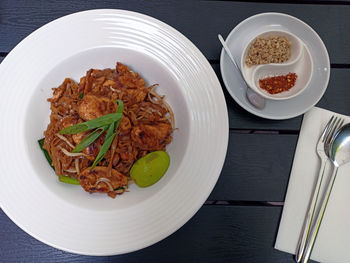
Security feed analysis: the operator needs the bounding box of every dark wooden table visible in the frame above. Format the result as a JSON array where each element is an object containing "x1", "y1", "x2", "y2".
[{"x1": 1, "y1": 1, "x2": 350, "y2": 262}]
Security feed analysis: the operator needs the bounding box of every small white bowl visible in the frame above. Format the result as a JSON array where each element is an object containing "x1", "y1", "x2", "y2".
[{"x1": 240, "y1": 30, "x2": 313, "y2": 100}]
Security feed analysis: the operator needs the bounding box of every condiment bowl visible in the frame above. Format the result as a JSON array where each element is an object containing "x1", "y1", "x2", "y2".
[{"x1": 240, "y1": 30, "x2": 313, "y2": 100}]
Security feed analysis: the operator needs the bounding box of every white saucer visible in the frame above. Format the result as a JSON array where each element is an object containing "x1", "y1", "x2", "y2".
[{"x1": 220, "y1": 12, "x2": 330, "y2": 120}]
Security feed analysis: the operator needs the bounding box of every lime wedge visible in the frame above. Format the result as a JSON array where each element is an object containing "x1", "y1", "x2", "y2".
[{"x1": 130, "y1": 151, "x2": 170, "y2": 187}]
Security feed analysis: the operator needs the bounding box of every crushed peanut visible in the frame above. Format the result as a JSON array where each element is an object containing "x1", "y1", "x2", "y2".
[{"x1": 245, "y1": 36, "x2": 291, "y2": 67}]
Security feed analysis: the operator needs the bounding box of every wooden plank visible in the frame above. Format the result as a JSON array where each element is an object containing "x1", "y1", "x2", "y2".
[
  {"x1": 180, "y1": 1, "x2": 350, "y2": 65},
  {"x1": 214, "y1": 65, "x2": 350, "y2": 130},
  {"x1": 1, "y1": 2, "x2": 350, "y2": 131},
  {"x1": 2, "y1": 62, "x2": 348, "y2": 132},
  {"x1": 209, "y1": 132, "x2": 298, "y2": 202},
  {"x1": 252, "y1": 0, "x2": 350, "y2": 3},
  {"x1": 0, "y1": 62, "x2": 347, "y2": 132},
  {"x1": 2, "y1": 62, "x2": 346, "y2": 132},
  {"x1": 317, "y1": 68, "x2": 350, "y2": 115},
  {"x1": 0, "y1": 205, "x2": 318, "y2": 263},
  {"x1": 1, "y1": 1, "x2": 350, "y2": 65}
]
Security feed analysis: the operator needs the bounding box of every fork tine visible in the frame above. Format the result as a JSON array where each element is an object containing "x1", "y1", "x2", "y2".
[
  {"x1": 328, "y1": 117, "x2": 342, "y2": 143},
  {"x1": 322, "y1": 116, "x2": 336, "y2": 142},
  {"x1": 332, "y1": 118, "x2": 345, "y2": 140},
  {"x1": 338, "y1": 119, "x2": 345, "y2": 132},
  {"x1": 325, "y1": 117, "x2": 345, "y2": 149}
]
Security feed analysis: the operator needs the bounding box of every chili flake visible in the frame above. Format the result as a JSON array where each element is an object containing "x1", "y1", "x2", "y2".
[{"x1": 259, "y1": 73, "x2": 297, "y2": 94}]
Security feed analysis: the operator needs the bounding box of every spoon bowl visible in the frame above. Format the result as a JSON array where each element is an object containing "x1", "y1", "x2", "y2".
[{"x1": 329, "y1": 123, "x2": 350, "y2": 167}]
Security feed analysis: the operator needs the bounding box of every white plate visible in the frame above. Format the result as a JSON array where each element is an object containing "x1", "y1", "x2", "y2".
[
  {"x1": 220, "y1": 12, "x2": 330, "y2": 120},
  {"x1": 0, "y1": 9, "x2": 228, "y2": 255}
]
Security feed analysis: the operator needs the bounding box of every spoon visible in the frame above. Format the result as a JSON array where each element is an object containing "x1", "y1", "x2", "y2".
[
  {"x1": 218, "y1": 34, "x2": 265, "y2": 110},
  {"x1": 301, "y1": 122, "x2": 350, "y2": 263}
]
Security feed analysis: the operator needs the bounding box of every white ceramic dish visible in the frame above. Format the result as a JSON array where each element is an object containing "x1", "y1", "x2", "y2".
[
  {"x1": 241, "y1": 30, "x2": 313, "y2": 100},
  {"x1": 0, "y1": 9, "x2": 228, "y2": 255},
  {"x1": 220, "y1": 12, "x2": 330, "y2": 119}
]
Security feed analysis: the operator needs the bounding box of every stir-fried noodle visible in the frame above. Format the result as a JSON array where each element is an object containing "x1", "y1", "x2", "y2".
[{"x1": 43, "y1": 63, "x2": 174, "y2": 198}]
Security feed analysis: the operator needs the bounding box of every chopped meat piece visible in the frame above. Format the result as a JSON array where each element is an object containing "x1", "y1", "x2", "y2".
[
  {"x1": 78, "y1": 166, "x2": 128, "y2": 198},
  {"x1": 78, "y1": 94, "x2": 117, "y2": 121},
  {"x1": 131, "y1": 123, "x2": 172, "y2": 151}
]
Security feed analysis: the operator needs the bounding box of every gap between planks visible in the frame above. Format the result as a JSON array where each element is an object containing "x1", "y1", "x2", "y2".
[
  {"x1": 1, "y1": 54, "x2": 350, "y2": 69},
  {"x1": 209, "y1": 59, "x2": 350, "y2": 69},
  {"x1": 206, "y1": 0, "x2": 350, "y2": 6},
  {"x1": 229, "y1": 129, "x2": 299, "y2": 135},
  {"x1": 204, "y1": 200, "x2": 284, "y2": 206}
]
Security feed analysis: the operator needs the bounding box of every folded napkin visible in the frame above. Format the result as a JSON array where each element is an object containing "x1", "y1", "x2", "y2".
[{"x1": 275, "y1": 107, "x2": 350, "y2": 263}]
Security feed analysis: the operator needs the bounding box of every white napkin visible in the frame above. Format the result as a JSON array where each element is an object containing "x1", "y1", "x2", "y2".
[{"x1": 275, "y1": 107, "x2": 350, "y2": 263}]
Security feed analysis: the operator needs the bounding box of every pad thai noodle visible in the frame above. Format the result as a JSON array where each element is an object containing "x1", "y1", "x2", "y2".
[{"x1": 43, "y1": 62, "x2": 174, "y2": 198}]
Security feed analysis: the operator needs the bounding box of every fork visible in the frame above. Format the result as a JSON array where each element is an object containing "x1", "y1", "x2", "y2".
[{"x1": 295, "y1": 116, "x2": 344, "y2": 262}]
